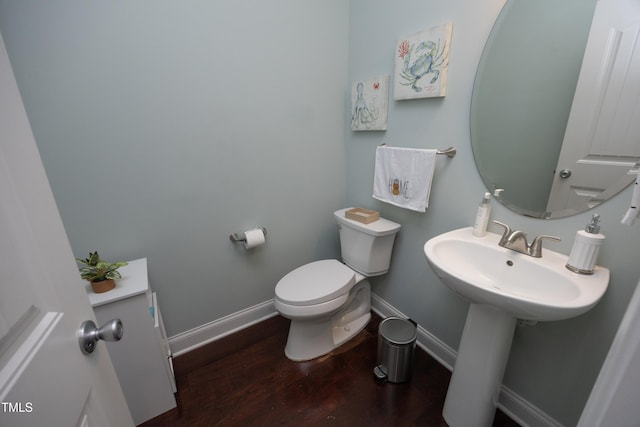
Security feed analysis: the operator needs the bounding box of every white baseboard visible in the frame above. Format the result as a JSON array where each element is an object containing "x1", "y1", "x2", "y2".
[
  {"x1": 168, "y1": 293, "x2": 562, "y2": 427},
  {"x1": 168, "y1": 299, "x2": 278, "y2": 357},
  {"x1": 499, "y1": 386, "x2": 563, "y2": 427}
]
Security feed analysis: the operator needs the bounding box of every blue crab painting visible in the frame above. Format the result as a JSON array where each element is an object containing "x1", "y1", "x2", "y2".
[
  {"x1": 394, "y1": 23, "x2": 452, "y2": 100},
  {"x1": 399, "y1": 39, "x2": 448, "y2": 92}
]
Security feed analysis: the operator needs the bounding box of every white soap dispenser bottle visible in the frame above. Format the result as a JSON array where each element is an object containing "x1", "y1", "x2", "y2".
[
  {"x1": 566, "y1": 214, "x2": 605, "y2": 274},
  {"x1": 472, "y1": 192, "x2": 492, "y2": 237}
]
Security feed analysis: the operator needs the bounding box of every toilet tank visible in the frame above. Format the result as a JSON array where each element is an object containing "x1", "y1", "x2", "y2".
[{"x1": 334, "y1": 208, "x2": 401, "y2": 276}]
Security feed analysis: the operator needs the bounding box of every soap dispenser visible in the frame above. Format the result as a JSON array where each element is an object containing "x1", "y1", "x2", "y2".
[
  {"x1": 566, "y1": 214, "x2": 605, "y2": 274},
  {"x1": 472, "y1": 192, "x2": 492, "y2": 237}
]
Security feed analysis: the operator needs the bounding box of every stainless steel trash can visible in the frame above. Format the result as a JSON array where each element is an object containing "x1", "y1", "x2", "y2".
[{"x1": 373, "y1": 317, "x2": 417, "y2": 383}]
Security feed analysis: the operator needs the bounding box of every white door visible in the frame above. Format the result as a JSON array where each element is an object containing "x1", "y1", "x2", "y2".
[
  {"x1": 0, "y1": 32, "x2": 134, "y2": 427},
  {"x1": 546, "y1": 0, "x2": 640, "y2": 213},
  {"x1": 578, "y1": 278, "x2": 640, "y2": 426}
]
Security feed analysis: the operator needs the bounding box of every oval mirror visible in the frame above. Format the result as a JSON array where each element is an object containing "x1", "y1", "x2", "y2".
[{"x1": 471, "y1": 0, "x2": 640, "y2": 218}]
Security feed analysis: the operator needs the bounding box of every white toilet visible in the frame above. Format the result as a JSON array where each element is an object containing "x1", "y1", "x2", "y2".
[{"x1": 274, "y1": 207, "x2": 401, "y2": 361}]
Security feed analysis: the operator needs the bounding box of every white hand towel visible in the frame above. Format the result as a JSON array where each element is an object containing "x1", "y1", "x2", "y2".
[
  {"x1": 372, "y1": 146, "x2": 437, "y2": 212},
  {"x1": 622, "y1": 172, "x2": 640, "y2": 225}
]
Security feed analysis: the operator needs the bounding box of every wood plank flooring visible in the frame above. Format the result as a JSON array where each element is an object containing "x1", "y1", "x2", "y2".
[{"x1": 140, "y1": 313, "x2": 520, "y2": 426}]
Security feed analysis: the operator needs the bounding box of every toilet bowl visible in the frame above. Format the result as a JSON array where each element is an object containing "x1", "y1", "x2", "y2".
[
  {"x1": 274, "y1": 208, "x2": 401, "y2": 361},
  {"x1": 275, "y1": 259, "x2": 371, "y2": 361}
]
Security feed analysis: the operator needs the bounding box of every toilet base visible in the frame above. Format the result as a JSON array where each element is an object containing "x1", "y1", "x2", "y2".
[{"x1": 283, "y1": 281, "x2": 371, "y2": 361}]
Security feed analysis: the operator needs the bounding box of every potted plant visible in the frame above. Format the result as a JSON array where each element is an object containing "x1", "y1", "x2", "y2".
[{"x1": 76, "y1": 251, "x2": 128, "y2": 293}]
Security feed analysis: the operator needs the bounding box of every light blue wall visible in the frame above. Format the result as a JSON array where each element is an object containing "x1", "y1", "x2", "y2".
[
  {"x1": 3, "y1": 0, "x2": 640, "y2": 425},
  {"x1": 347, "y1": 0, "x2": 640, "y2": 425},
  {"x1": 0, "y1": 0, "x2": 349, "y2": 335}
]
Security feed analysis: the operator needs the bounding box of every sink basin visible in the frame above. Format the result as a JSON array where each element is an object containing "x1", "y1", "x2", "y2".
[{"x1": 424, "y1": 226, "x2": 609, "y2": 321}]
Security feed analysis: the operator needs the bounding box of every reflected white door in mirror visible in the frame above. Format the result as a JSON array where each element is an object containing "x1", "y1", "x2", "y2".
[{"x1": 546, "y1": 0, "x2": 640, "y2": 214}]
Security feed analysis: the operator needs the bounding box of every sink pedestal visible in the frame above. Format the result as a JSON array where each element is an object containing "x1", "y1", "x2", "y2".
[{"x1": 443, "y1": 303, "x2": 517, "y2": 427}]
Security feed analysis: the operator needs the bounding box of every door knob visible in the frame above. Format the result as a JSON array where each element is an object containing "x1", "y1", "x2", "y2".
[
  {"x1": 78, "y1": 319, "x2": 124, "y2": 354},
  {"x1": 559, "y1": 169, "x2": 572, "y2": 179}
]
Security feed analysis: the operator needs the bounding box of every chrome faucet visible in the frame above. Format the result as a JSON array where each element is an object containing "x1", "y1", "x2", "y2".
[{"x1": 492, "y1": 220, "x2": 560, "y2": 258}]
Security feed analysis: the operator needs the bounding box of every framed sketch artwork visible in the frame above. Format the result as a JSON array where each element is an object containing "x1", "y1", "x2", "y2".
[
  {"x1": 351, "y1": 75, "x2": 389, "y2": 131},
  {"x1": 394, "y1": 23, "x2": 453, "y2": 100}
]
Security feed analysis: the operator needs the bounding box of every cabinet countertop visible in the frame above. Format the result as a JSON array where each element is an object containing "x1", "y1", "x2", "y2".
[{"x1": 86, "y1": 258, "x2": 149, "y2": 307}]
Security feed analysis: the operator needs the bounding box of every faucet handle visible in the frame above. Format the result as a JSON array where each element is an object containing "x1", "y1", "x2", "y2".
[
  {"x1": 529, "y1": 235, "x2": 561, "y2": 258},
  {"x1": 492, "y1": 220, "x2": 511, "y2": 244}
]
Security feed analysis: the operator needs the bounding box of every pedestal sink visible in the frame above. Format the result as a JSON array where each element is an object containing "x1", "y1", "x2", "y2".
[{"x1": 424, "y1": 227, "x2": 609, "y2": 427}]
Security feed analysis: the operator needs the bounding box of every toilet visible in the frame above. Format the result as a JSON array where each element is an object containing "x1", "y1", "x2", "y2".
[{"x1": 274, "y1": 207, "x2": 401, "y2": 361}]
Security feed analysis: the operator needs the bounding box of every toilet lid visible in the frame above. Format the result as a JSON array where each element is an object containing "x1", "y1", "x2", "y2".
[{"x1": 275, "y1": 259, "x2": 356, "y2": 306}]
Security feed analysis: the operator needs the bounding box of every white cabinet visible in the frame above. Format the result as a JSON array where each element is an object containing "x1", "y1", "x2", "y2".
[{"x1": 87, "y1": 258, "x2": 176, "y2": 425}]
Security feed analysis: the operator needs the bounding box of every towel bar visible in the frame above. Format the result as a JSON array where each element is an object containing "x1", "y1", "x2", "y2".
[
  {"x1": 378, "y1": 143, "x2": 456, "y2": 158},
  {"x1": 436, "y1": 147, "x2": 456, "y2": 158}
]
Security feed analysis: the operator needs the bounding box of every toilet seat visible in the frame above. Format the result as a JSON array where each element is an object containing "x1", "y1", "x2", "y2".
[{"x1": 275, "y1": 259, "x2": 355, "y2": 306}]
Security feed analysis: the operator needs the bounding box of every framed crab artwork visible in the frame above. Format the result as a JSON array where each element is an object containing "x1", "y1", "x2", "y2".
[{"x1": 393, "y1": 22, "x2": 453, "y2": 100}]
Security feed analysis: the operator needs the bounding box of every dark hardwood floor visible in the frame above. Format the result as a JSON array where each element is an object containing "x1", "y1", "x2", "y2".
[{"x1": 140, "y1": 313, "x2": 520, "y2": 426}]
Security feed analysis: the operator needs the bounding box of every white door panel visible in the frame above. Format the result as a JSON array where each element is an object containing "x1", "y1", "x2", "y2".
[{"x1": 0, "y1": 29, "x2": 133, "y2": 427}]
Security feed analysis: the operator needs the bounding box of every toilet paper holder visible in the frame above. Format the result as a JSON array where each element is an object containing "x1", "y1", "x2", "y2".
[{"x1": 229, "y1": 227, "x2": 267, "y2": 243}]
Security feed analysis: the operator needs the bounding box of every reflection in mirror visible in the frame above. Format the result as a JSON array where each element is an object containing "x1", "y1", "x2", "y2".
[{"x1": 471, "y1": 0, "x2": 639, "y2": 218}]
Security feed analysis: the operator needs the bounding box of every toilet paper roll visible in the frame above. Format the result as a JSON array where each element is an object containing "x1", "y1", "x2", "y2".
[{"x1": 243, "y1": 228, "x2": 266, "y2": 249}]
